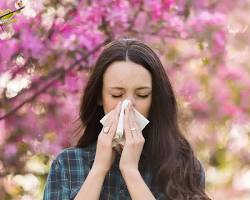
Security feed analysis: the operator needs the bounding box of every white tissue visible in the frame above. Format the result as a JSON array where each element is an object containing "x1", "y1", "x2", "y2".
[{"x1": 100, "y1": 99, "x2": 149, "y2": 149}]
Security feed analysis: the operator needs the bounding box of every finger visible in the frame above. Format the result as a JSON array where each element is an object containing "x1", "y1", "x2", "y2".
[
  {"x1": 124, "y1": 103, "x2": 133, "y2": 141},
  {"x1": 127, "y1": 104, "x2": 138, "y2": 139},
  {"x1": 104, "y1": 104, "x2": 118, "y2": 123},
  {"x1": 102, "y1": 110, "x2": 114, "y2": 130},
  {"x1": 129, "y1": 105, "x2": 144, "y2": 141},
  {"x1": 101, "y1": 101, "x2": 121, "y2": 135},
  {"x1": 129, "y1": 105, "x2": 140, "y2": 130},
  {"x1": 101, "y1": 110, "x2": 113, "y2": 133},
  {"x1": 109, "y1": 101, "x2": 122, "y2": 138}
]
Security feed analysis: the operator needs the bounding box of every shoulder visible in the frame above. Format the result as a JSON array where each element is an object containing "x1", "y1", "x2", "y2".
[
  {"x1": 52, "y1": 142, "x2": 97, "y2": 166},
  {"x1": 44, "y1": 143, "x2": 97, "y2": 200}
]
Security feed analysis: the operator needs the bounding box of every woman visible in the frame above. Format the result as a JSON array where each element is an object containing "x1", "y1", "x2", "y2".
[{"x1": 43, "y1": 38, "x2": 211, "y2": 200}]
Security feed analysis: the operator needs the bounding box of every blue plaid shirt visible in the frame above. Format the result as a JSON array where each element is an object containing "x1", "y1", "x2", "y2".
[{"x1": 43, "y1": 141, "x2": 169, "y2": 200}]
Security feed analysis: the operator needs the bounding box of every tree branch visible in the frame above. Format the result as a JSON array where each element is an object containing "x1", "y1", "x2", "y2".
[
  {"x1": 0, "y1": 6, "x2": 25, "y2": 20},
  {"x1": 0, "y1": 40, "x2": 108, "y2": 120}
]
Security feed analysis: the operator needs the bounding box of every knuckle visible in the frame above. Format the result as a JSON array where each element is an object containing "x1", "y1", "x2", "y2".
[
  {"x1": 109, "y1": 126, "x2": 115, "y2": 133},
  {"x1": 131, "y1": 141, "x2": 137, "y2": 146},
  {"x1": 135, "y1": 140, "x2": 141, "y2": 145},
  {"x1": 126, "y1": 140, "x2": 133, "y2": 146},
  {"x1": 102, "y1": 139, "x2": 111, "y2": 147}
]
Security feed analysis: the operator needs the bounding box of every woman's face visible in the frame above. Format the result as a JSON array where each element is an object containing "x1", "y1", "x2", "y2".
[{"x1": 101, "y1": 61, "x2": 152, "y2": 118}]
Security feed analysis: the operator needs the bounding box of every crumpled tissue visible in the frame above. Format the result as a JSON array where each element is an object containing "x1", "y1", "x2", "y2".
[{"x1": 100, "y1": 99, "x2": 149, "y2": 152}]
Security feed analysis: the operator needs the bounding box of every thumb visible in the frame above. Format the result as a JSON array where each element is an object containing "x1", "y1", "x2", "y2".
[{"x1": 110, "y1": 101, "x2": 122, "y2": 138}]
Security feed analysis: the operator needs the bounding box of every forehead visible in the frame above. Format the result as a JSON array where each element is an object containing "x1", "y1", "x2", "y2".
[{"x1": 103, "y1": 61, "x2": 152, "y2": 89}]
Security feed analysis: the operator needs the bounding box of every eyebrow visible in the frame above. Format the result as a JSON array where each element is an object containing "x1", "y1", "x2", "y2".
[{"x1": 109, "y1": 87, "x2": 152, "y2": 90}]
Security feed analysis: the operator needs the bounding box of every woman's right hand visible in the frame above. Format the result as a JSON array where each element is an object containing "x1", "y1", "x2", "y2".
[{"x1": 91, "y1": 101, "x2": 122, "y2": 174}]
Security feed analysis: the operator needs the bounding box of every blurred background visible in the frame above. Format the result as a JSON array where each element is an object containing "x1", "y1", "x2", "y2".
[{"x1": 0, "y1": 0, "x2": 250, "y2": 199}]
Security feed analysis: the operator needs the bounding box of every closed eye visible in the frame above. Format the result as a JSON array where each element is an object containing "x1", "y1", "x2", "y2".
[
  {"x1": 138, "y1": 95, "x2": 149, "y2": 98},
  {"x1": 111, "y1": 95, "x2": 149, "y2": 98}
]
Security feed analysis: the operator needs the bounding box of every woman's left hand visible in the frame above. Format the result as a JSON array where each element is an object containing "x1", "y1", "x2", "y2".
[{"x1": 119, "y1": 102, "x2": 145, "y2": 173}]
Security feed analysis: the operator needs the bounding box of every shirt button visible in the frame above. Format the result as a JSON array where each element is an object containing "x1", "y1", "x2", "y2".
[{"x1": 119, "y1": 190, "x2": 124, "y2": 194}]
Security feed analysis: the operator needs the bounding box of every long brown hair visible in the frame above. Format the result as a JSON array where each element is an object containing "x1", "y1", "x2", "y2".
[{"x1": 75, "y1": 38, "x2": 211, "y2": 199}]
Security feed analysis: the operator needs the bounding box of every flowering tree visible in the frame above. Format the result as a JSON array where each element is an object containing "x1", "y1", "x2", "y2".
[{"x1": 0, "y1": 0, "x2": 250, "y2": 199}]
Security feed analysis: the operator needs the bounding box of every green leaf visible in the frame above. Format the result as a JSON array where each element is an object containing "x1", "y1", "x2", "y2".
[
  {"x1": 0, "y1": 9, "x2": 16, "y2": 25},
  {"x1": 1, "y1": 9, "x2": 15, "y2": 19}
]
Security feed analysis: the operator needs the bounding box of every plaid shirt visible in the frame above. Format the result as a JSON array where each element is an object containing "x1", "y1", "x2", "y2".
[{"x1": 43, "y1": 141, "x2": 169, "y2": 200}]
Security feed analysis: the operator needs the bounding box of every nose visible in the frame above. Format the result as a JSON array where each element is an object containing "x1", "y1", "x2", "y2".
[{"x1": 122, "y1": 96, "x2": 135, "y2": 108}]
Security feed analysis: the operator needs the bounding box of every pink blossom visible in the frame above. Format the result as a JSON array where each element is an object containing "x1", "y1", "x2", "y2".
[
  {"x1": 188, "y1": 11, "x2": 225, "y2": 34},
  {"x1": 211, "y1": 30, "x2": 227, "y2": 57},
  {"x1": 20, "y1": 29, "x2": 45, "y2": 58},
  {"x1": 179, "y1": 79, "x2": 200, "y2": 101},
  {"x1": 149, "y1": 1, "x2": 162, "y2": 21},
  {"x1": 105, "y1": 0, "x2": 129, "y2": 28},
  {"x1": 0, "y1": 3, "x2": 250, "y2": 198},
  {"x1": 64, "y1": 72, "x2": 80, "y2": 93},
  {"x1": 0, "y1": 120, "x2": 7, "y2": 145},
  {"x1": 240, "y1": 89, "x2": 250, "y2": 111},
  {"x1": 162, "y1": 0, "x2": 175, "y2": 9},
  {"x1": 217, "y1": 65, "x2": 245, "y2": 81},
  {"x1": 131, "y1": 0, "x2": 143, "y2": 6},
  {"x1": 0, "y1": 39, "x2": 20, "y2": 71},
  {"x1": 190, "y1": 100, "x2": 210, "y2": 118},
  {"x1": 3, "y1": 143, "x2": 17, "y2": 158},
  {"x1": 167, "y1": 15, "x2": 186, "y2": 36},
  {"x1": 220, "y1": 102, "x2": 242, "y2": 118},
  {"x1": 211, "y1": 78, "x2": 231, "y2": 103}
]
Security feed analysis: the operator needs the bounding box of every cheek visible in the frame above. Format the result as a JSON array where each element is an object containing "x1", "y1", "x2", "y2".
[
  {"x1": 136, "y1": 99, "x2": 152, "y2": 118},
  {"x1": 103, "y1": 97, "x2": 119, "y2": 114}
]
